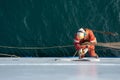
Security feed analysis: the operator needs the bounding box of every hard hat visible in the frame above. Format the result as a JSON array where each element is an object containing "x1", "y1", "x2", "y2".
[
  {"x1": 78, "y1": 28, "x2": 85, "y2": 33},
  {"x1": 77, "y1": 32, "x2": 85, "y2": 39},
  {"x1": 77, "y1": 28, "x2": 86, "y2": 39}
]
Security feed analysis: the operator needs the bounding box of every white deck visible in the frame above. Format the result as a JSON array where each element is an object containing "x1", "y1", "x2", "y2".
[{"x1": 0, "y1": 57, "x2": 120, "y2": 80}]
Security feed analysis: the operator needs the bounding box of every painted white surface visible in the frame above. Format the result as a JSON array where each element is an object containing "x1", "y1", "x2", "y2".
[{"x1": 0, "y1": 57, "x2": 120, "y2": 80}]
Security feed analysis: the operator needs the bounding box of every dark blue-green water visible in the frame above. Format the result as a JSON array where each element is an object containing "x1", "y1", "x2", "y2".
[{"x1": 0, "y1": 0, "x2": 120, "y2": 57}]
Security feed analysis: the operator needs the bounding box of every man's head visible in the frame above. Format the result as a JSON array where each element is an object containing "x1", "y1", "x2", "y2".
[{"x1": 77, "y1": 28, "x2": 86, "y2": 39}]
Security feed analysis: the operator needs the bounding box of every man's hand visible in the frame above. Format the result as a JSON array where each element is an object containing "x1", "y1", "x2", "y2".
[{"x1": 78, "y1": 48, "x2": 88, "y2": 59}]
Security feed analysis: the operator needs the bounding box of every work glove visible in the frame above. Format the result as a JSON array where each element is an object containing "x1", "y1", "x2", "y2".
[{"x1": 78, "y1": 48, "x2": 88, "y2": 55}]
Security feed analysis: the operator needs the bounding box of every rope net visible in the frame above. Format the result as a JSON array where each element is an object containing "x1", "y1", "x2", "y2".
[
  {"x1": 0, "y1": 42, "x2": 120, "y2": 57},
  {"x1": 0, "y1": 42, "x2": 119, "y2": 49}
]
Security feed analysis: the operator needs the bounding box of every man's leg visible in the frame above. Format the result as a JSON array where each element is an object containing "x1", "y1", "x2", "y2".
[
  {"x1": 89, "y1": 49, "x2": 98, "y2": 58},
  {"x1": 88, "y1": 46, "x2": 98, "y2": 58}
]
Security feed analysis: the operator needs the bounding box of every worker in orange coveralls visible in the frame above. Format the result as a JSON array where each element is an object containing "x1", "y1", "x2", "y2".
[{"x1": 74, "y1": 28, "x2": 99, "y2": 59}]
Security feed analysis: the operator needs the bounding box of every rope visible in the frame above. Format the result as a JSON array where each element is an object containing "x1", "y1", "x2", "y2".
[
  {"x1": 0, "y1": 45, "x2": 74, "y2": 50},
  {"x1": 93, "y1": 30, "x2": 119, "y2": 36},
  {"x1": 73, "y1": 51, "x2": 78, "y2": 57},
  {"x1": 0, "y1": 42, "x2": 120, "y2": 50},
  {"x1": 0, "y1": 44, "x2": 119, "y2": 57},
  {"x1": 0, "y1": 30, "x2": 119, "y2": 50},
  {"x1": 0, "y1": 53, "x2": 19, "y2": 57}
]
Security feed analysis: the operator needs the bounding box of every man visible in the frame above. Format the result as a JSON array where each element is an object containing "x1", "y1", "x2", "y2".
[{"x1": 74, "y1": 28, "x2": 98, "y2": 59}]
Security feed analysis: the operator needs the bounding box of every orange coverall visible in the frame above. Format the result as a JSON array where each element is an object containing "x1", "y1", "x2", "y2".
[{"x1": 74, "y1": 29, "x2": 98, "y2": 58}]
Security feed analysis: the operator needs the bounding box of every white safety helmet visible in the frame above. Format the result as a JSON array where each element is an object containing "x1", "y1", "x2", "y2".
[
  {"x1": 77, "y1": 28, "x2": 86, "y2": 39},
  {"x1": 78, "y1": 28, "x2": 85, "y2": 33}
]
